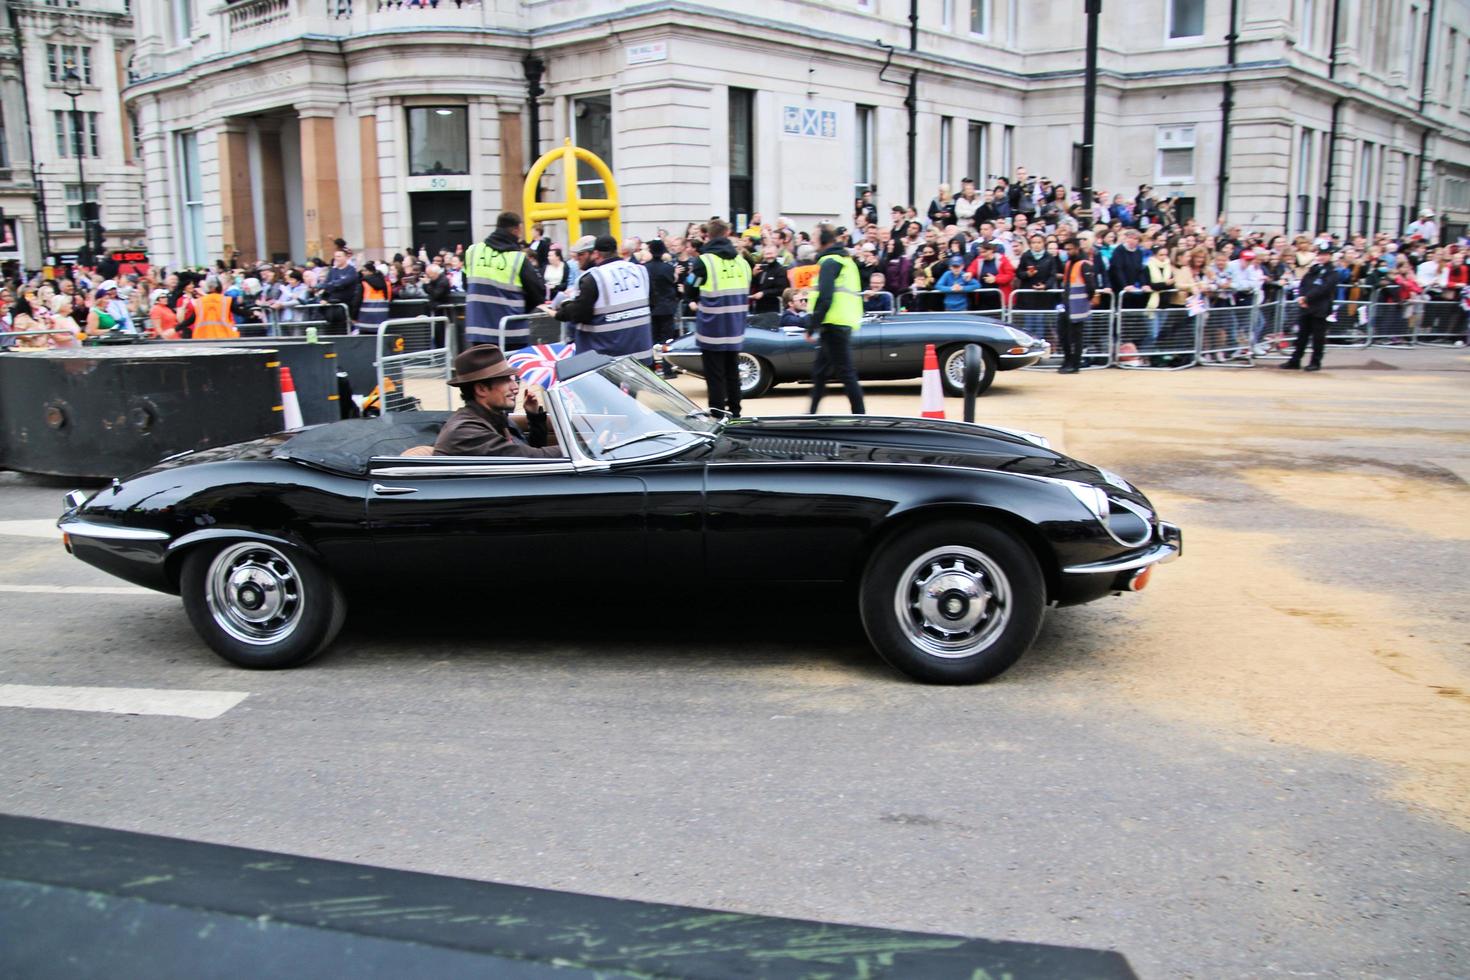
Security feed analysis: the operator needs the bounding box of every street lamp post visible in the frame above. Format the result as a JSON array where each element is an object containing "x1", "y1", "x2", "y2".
[
  {"x1": 62, "y1": 63, "x2": 91, "y2": 264},
  {"x1": 1079, "y1": 0, "x2": 1101, "y2": 214}
]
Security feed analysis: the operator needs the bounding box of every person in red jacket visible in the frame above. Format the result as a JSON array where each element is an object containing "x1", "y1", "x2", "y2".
[{"x1": 965, "y1": 240, "x2": 1015, "y2": 312}]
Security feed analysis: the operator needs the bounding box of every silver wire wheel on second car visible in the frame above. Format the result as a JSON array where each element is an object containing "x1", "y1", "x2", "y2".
[
  {"x1": 180, "y1": 539, "x2": 346, "y2": 670},
  {"x1": 736, "y1": 352, "x2": 774, "y2": 398},
  {"x1": 859, "y1": 520, "x2": 1045, "y2": 684}
]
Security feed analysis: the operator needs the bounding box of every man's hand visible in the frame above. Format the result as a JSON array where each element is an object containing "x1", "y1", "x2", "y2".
[{"x1": 523, "y1": 385, "x2": 544, "y2": 414}]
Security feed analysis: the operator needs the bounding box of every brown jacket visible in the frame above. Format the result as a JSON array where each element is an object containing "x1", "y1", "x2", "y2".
[{"x1": 432, "y1": 401, "x2": 562, "y2": 458}]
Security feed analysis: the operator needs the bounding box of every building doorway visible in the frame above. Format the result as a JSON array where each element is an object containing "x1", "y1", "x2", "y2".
[{"x1": 410, "y1": 191, "x2": 472, "y2": 254}]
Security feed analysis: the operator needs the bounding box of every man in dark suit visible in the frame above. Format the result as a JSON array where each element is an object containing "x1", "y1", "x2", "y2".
[{"x1": 1284, "y1": 245, "x2": 1337, "y2": 372}]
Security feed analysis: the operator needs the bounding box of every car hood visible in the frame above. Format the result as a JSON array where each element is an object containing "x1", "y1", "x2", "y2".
[{"x1": 713, "y1": 415, "x2": 1143, "y2": 497}]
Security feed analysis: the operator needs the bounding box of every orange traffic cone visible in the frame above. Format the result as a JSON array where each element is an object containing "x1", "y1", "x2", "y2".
[
  {"x1": 920, "y1": 343, "x2": 945, "y2": 419},
  {"x1": 280, "y1": 366, "x2": 305, "y2": 429}
]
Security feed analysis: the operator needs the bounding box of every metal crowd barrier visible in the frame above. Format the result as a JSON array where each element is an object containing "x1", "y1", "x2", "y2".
[
  {"x1": 1009, "y1": 288, "x2": 1065, "y2": 360},
  {"x1": 1410, "y1": 299, "x2": 1466, "y2": 346},
  {"x1": 1115, "y1": 289, "x2": 1197, "y2": 370},
  {"x1": 901, "y1": 287, "x2": 1006, "y2": 314},
  {"x1": 374, "y1": 316, "x2": 452, "y2": 418},
  {"x1": 1196, "y1": 294, "x2": 1259, "y2": 367},
  {"x1": 0, "y1": 328, "x2": 85, "y2": 349},
  {"x1": 495, "y1": 312, "x2": 570, "y2": 350}
]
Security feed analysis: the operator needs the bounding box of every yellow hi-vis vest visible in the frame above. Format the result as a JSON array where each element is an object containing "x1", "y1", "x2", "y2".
[{"x1": 816, "y1": 253, "x2": 862, "y2": 329}]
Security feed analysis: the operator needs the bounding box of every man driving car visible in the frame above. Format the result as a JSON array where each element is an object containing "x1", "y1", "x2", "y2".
[{"x1": 433, "y1": 344, "x2": 565, "y2": 458}]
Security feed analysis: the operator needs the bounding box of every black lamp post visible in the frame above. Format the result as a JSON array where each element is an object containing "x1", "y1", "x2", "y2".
[{"x1": 62, "y1": 63, "x2": 91, "y2": 263}]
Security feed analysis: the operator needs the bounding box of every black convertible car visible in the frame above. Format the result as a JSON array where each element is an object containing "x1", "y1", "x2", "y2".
[
  {"x1": 59, "y1": 353, "x2": 1179, "y2": 684},
  {"x1": 661, "y1": 310, "x2": 1050, "y2": 399}
]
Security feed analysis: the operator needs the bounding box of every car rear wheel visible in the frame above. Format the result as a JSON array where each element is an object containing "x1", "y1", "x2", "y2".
[
  {"x1": 737, "y1": 352, "x2": 775, "y2": 398},
  {"x1": 940, "y1": 345, "x2": 996, "y2": 397},
  {"x1": 859, "y1": 521, "x2": 1044, "y2": 684},
  {"x1": 181, "y1": 540, "x2": 346, "y2": 669}
]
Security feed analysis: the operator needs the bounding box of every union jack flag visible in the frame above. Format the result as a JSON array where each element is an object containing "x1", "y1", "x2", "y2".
[{"x1": 506, "y1": 342, "x2": 576, "y2": 389}]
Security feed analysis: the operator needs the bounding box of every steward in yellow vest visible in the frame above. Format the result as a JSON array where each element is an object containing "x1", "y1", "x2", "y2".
[
  {"x1": 807, "y1": 228, "x2": 866, "y2": 415},
  {"x1": 464, "y1": 212, "x2": 546, "y2": 350}
]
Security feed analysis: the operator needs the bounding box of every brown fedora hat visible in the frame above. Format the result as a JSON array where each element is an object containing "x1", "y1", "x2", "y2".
[{"x1": 448, "y1": 344, "x2": 518, "y2": 386}]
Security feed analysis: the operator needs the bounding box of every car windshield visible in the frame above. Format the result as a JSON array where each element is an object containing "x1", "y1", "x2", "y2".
[{"x1": 557, "y1": 359, "x2": 720, "y2": 461}]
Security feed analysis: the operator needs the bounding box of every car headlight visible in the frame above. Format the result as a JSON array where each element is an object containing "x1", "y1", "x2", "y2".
[
  {"x1": 1064, "y1": 482, "x2": 1110, "y2": 525},
  {"x1": 1004, "y1": 326, "x2": 1038, "y2": 346}
]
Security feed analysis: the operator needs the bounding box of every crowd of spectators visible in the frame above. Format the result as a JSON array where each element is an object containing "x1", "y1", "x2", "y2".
[{"x1": 3, "y1": 165, "x2": 1467, "y2": 349}]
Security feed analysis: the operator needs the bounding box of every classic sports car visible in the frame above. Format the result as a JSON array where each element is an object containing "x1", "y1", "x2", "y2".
[
  {"x1": 661, "y1": 310, "x2": 1050, "y2": 399},
  {"x1": 59, "y1": 353, "x2": 1179, "y2": 685}
]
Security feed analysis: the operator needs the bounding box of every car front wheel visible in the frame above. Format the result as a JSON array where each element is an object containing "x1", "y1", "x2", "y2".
[
  {"x1": 940, "y1": 345, "x2": 996, "y2": 397},
  {"x1": 180, "y1": 540, "x2": 346, "y2": 669},
  {"x1": 859, "y1": 521, "x2": 1044, "y2": 684}
]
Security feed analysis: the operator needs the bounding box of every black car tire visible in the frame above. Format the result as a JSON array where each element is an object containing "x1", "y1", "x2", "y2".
[
  {"x1": 737, "y1": 352, "x2": 775, "y2": 398},
  {"x1": 940, "y1": 345, "x2": 996, "y2": 397},
  {"x1": 180, "y1": 540, "x2": 346, "y2": 670},
  {"x1": 859, "y1": 520, "x2": 1045, "y2": 684}
]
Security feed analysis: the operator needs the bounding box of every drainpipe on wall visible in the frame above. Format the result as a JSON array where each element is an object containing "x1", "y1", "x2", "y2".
[
  {"x1": 1217, "y1": 0, "x2": 1238, "y2": 220},
  {"x1": 523, "y1": 55, "x2": 545, "y2": 202},
  {"x1": 1412, "y1": 0, "x2": 1437, "y2": 230},
  {"x1": 1080, "y1": 0, "x2": 1100, "y2": 212},
  {"x1": 876, "y1": 41, "x2": 917, "y2": 208},
  {"x1": 1321, "y1": 0, "x2": 1342, "y2": 236}
]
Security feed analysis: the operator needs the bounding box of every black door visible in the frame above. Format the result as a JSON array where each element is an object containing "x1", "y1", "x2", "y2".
[
  {"x1": 366, "y1": 462, "x2": 648, "y2": 585},
  {"x1": 410, "y1": 191, "x2": 472, "y2": 255}
]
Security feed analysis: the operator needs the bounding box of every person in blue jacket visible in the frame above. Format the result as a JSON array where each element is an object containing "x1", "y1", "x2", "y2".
[{"x1": 935, "y1": 255, "x2": 980, "y2": 311}]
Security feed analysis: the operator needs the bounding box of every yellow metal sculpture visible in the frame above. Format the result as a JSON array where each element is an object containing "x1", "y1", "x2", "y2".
[{"x1": 522, "y1": 139, "x2": 622, "y2": 243}]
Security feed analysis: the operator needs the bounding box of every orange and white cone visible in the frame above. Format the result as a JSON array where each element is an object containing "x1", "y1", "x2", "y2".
[
  {"x1": 920, "y1": 343, "x2": 945, "y2": 419},
  {"x1": 280, "y1": 366, "x2": 305, "y2": 430}
]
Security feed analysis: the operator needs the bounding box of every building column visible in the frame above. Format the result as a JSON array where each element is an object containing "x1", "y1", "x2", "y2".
[
  {"x1": 217, "y1": 124, "x2": 258, "y2": 263},
  {"x1": 358, "y1": 111, "x2": 383, "y2": 253},
  {"x1": 298, "y1": 108, "x2": 343, "y2": 260}
]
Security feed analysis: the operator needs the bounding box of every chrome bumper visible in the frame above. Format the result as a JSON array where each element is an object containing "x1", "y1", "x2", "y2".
[{"x1": 1063, "y1": 521, "x2": 1182, "y2": 574}]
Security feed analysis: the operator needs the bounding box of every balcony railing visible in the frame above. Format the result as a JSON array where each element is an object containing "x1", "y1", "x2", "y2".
[{"x1": 227, "y1": 0, "x2": 292, "y2": 33}]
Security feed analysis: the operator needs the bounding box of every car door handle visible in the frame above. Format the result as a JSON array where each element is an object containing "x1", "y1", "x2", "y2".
[{"x1": 372, "y1": 484, "x2": 419, "y2": 496}]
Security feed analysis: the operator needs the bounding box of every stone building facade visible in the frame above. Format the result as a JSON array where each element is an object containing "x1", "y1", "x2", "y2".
[
  {"x1": 121, "y1": 0, "x2": 1470, "y2": 268},
  {"x1": 0, "y1": 0, "x2": 144, "y2": 273}
]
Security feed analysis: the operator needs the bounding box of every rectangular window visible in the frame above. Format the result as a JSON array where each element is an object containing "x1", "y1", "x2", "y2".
[
  {"x1": 1169, "y1": 0, "x2": 1205, "y2": 40},
  {"x1": 46, "y1": 44, "x2": 93, "y2": 84},
  {"x1": 1296, "y1": 129, "x2": 1314, "y2": 232},
  {"x1": 728, "y1": 88, "x2": 754, "y2": 231},
  {"x1": 941, "y1": 0, "x2": 954, "y2": 31},
  {"x1": 173, "y1": 0, "x2": 194, "y2": 43},
  {"x1": 969, "y1": 0, "x2": 987, "y2": 36},
  {"x1": 572, "y1": 93, "x2": 613, "y2": 194},
  {"x1": 176, "y1": 132, "x2": 206, "y2": 265},
  {"x1": 855, "y1": 104, "x2": 876, "y2": 198},
  {"x1": 1357, "y1": 141, "x2": 1374, "y2": 236},
  {"x1": 64, "y1": 183, "x2": 100, "y2": 230},
  {"x1": 1446, "y1": 29, "x2": 1460, "y2": 104},
  {"x1": 1156, "y1": 125, "x2": 1195, "y2": 183},
  {"x1": 406, "y1": 106, "x2": 468, "y2": 177},
  {"x1": 52, "y1": 110, "x2": 98, "y2": 158},
  {"x1": 967, "y1": 121, "x2": 988, "y2": 189},
  {"x1": 939, "y1": 117, "x2": 952, "y2": 186},
  {"x1": 129, "y1": 110, "x2": 144, "y2": 163}
]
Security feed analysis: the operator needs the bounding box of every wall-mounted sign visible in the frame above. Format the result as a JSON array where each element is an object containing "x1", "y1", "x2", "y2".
[
  {"x1": 406, "y1": 174, "x2": 472, "y2": 193},
  {"x1": 0, "y1": 217, "x2": 18, "y2": 258},
  {"x1": 627, "y1": 41, "x2": 668, "y2": 65},
  {"x1": 782, "y1": 106, "x2": 837, "y2": 140}
]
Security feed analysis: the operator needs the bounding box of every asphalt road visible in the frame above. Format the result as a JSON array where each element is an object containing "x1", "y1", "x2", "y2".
[{"x1": 2, "y1": 347, "x2": 1468, "y2": 979}]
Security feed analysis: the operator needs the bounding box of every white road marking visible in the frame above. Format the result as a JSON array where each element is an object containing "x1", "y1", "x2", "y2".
[
  {"x1": 0, "y1": 684, "x2": 249, "y2": 720},
  {"x1": 0, "y1": 519, "x2": 64, "y2": 540},
  {"x1": 0, "y1": 584, "x2": 156, "y2": 596}
]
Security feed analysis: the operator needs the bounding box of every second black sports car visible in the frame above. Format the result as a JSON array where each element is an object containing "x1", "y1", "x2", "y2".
[{"x1": 661, "y1": 310, "x2": 1051, "y2": 399}]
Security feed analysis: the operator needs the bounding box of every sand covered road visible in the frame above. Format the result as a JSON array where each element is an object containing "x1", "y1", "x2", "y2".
[{"x1": 678, "y1": 352, "x2": 1470, "y2": 830}]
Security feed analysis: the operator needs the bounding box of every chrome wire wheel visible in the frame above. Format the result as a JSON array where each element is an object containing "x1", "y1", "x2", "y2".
[
  {"x1": 943, "y1": 348, "x2": 968, "y2": 390},
  {"x1": 893, "y1": 545, "x2": 1011, "y2": 659},
  {"x1": 736, "y1": 352, "x2": 762, "y2": 391},
  {"x1": 205, "y1": 542, "x2": 306, "y2": 646}
]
